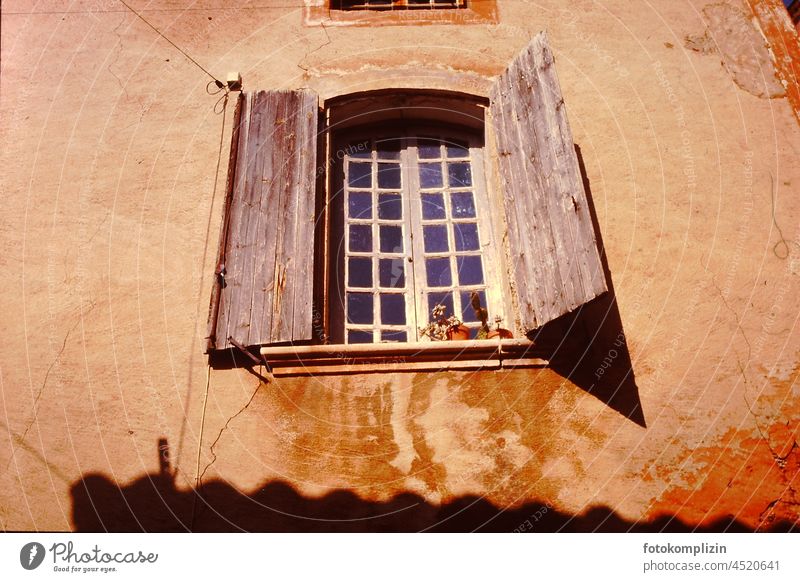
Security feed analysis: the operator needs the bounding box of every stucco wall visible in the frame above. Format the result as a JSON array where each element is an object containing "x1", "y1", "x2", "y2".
[{"x1": 1, "y1": 0, "x2": 798, "y2": 531}]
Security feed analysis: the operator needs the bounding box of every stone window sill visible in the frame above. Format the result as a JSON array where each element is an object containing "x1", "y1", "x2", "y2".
[{"x1": 260, "y1": 338, "x2": 546, "y2": 376}]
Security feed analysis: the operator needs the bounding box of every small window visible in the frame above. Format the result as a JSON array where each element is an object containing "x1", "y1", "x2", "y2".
[
  {"x1": 307, "y1": 0, "x2": 497, "y2": 25},
  {"x1": 333, "y1": 0, "x2": 466, "y2": 10},
  {"x1": 330, "y1": 132, "x2": 502, "y2": 344}
]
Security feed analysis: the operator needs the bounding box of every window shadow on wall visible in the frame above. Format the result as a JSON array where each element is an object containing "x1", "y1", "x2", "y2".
[
  {"x1": 70, "y1": 471, "x2": 791, "y2": 532},
  {"x1": 528, "y1": 145, "x2": 645, "y2": 428}
]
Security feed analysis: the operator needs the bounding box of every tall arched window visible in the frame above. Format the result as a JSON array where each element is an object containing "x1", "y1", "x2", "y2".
[{"x1": 330, "y1": 128, "x2": 504, "y2": 343}]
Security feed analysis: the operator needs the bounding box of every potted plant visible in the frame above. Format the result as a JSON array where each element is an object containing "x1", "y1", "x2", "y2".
[
  {"x1": 419, "y1": 303, "x2": 469, "y2": 341},
  {"x1": 470, "y1": 292, "x2": 513, "y2": 340}
]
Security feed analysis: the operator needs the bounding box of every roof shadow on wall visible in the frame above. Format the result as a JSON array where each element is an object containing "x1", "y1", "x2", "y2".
[
  {"x1": 70, "y1": 471, "x2": 791, "y2": 532},
  {"x1": 528, "y1": 145, "x2": 645, "y2": 428}
]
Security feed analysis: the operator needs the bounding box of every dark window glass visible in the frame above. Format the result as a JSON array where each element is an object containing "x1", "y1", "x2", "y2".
[
  {"x1": 456, "y1": 255, "x2": 483, "y2": 285},
  {"x1": 349, "y1": 224, "x2": 373, "y2": 252},
  {"x1": 426, "y1": 257, "x2": 452, "y2": 287},
  {"x1": 348, "y1": 257, "x2": 372, "y2": 288},
  {"x1": 348, "y1": 161, "x2": 372, "y2": 188},
  {"x1": 379, "y1": 258, "x2": 405, "y2": 288},
  {"x1": 347, "y1": 293, "x2": 374, "y2": 324},
  {"x1": 348, "y1": 192, "x2": 372, "y2": 219},
  {"x1": 378, "y1": 193, "x2": 402, "y2": 220},
  {"x1": 379, "y1": 225, "x2": 403, "y2": 253},
  {"x1": 380, "y1": 294, "x2": 406, "y2": 325}
]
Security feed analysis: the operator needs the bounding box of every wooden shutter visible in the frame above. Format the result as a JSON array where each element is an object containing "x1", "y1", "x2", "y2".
[
  {"x1": 209, "y1": 89, "x2": 319, "y2": 351},
  {"x1": 490, "y1": 32, "x2": 607, "y2": 332}
]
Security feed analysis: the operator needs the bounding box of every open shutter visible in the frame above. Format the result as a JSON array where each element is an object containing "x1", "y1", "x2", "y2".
[
  {"x1": 209, "y1": 89, "x2": 319, "y2": 351},
  {"x1": 490, "y1": 32, "x2": 607, "y2": 332}
]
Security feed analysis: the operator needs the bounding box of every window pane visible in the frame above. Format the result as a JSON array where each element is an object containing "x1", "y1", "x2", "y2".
[
  {"x1": 348, "y1": 161, "x2": 371, "y2": 188},
  {"x1": 348, "y1": 257, "x2": 372, "y2": 288},
  {"x1": 378, "y1": 193, "x2": 402, "y2": 220},
  {"x1": 418, "y1": 138, "x2": 441, "y2": 159},
  {"x1": 419, "y1": 163, "x2": 443, "y2": 188},
  {"x1": 456, "y1": 255, "x2": 484, "y2": 285},
  {"x1": 379, "y1": 225, "x2": 403, "y2": 253},
  {"x1": 347, "y1": 140, "x2": 371, "y2": 159},
  {"x1": 423, "y1": 224, "x2": 449, "y2": 253},
  {"x1": 348, "y1": 329, "x2": 374, "y2": 344},
  {"x1": 445, "y1": 141, "x2": 469, "y2": 158},
  {"x1": 453, "y1": 222, "x2": 479, "y2": 251},
  {"x1": 379, "y1": 258, "x2": 405, "y2": 288},
  {"x1": 376, "y1": 138, "x2": 401, "y2": 160},
  {"x1": 381, "y1": 330, "x2": 407, "y2": 342},
  {"x1": 349, "y1": 224, "x2": 373, "y2": 252},
  {"x1": 427, "y1": 292, "x2": 454, "y2": 320},
  {"x1": 426, "y1": 257, "x2": 452, "y2": 287},
  {"x1": 421, "y1": 193, "x2": 446, "y2": 220},
  {"x1": 450, "y1": 192, "x2": 476, "y2": 218},
  {"x1": 448, "y1": 161, "x2": 472, "y2": 187},
  {"x1": 347, "y1": 293, "x2": 373, "y2": 324},
  {"x1": 380, "y1": 294, "x2": 406, "y2": 325},
  {"x1": 348, "y1": 192, "x2": 372, "y2": 219},
  {"x1": 377, "y1": 163, "x2": 401, "y2": 189},
  {"x1": 460, "y1": 290, "x2": 487, "y2": 323}
]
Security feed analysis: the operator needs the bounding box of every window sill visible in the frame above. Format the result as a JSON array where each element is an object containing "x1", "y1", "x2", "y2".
[{"x1": 260, "y1": 338, "x2": 547, "y2": 376}]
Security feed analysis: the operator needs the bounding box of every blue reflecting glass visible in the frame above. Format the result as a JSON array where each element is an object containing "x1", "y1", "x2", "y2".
[
  {"x1": 376, "y1": 138, "x2": 401, "y2": 160},
  {"x1": 380, "y1": 294, "x2": 406, "y2": 325},
  {"x1": 456, "y1": 255, "x2": 484, "y2": 286},
  {"x1": 347, "y1": 293, "x2": 373, "y2": 324},
  {"x1": 348, "y1": 192, "x2": 372, "y2": 219},
  {"x1": 348, "y1": 257, "x2": 372, "y2": 288},
  {"x1": 347, "y1": 140, "x2": 371, "y2": 159},
  {"x1": 419, "y1": 163, "x2": 443, "y2": 188},
  {"x1": 381, "y1": 330, "x2": 407, "y2": 343},
  {"x1": 379, "y1": 225, "x2": 403, "y2": 253},
  {"x1": 348, "y1": 329, "x2": 374, "y2": 344},
  {"x1": 423, "y1": 224, "x2": 448, "y2": 253},
  {"x1": 450, "y1": 192, "x2": 476, "y2": 218},
  {"x1": 379, "y1": 258, "x2": 405, "y2": 288},
  {"x1": 418, "y1": 138, "x2": 441, "y2": 159},
  {"x1": 377, "y1": 163, "x2": 401, "y2": 189},
  {"x1": 378, "y1": 193, "x2": 402, "y2": 220},
  {"x1": 427, "y1": 292, "x2": 454, "y2": 320},
  {"x1": 349, "y1": 224, "x2": 372, "y2": 252},
  {"x1": 453, "y1": 222, "x2": 479, "y2": 251},
  {"x1": 445, "y1": 141, "x2": 469, "y2": 158},
  {"x1": 460, "y1": 290, "x2": 487, "y2": 323},
  {"x1": 426, "y1": 257, "x2": 452, "y2": 287},
  {"x1": 348, "y1": 161, "x2": 371, "y2": 188},
  {"x1": 448, "y1": 162, "x2": 472, "y2": 187},
  {"x1": 421, "y1": 193, "x2": 446, "y2": 220}
]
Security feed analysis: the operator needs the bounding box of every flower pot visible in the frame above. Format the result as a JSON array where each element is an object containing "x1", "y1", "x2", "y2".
[
  {"x1": 447, "y1": 325, "x2": 470, "y2": 341},
  {"x1": 488, "y1": 328, "x2": 513, "y2": 339}
]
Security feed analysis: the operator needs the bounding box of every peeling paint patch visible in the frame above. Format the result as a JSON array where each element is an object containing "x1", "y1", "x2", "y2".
[{"x1": 684, "y1": 3, "x2": 785, "y2": 98}]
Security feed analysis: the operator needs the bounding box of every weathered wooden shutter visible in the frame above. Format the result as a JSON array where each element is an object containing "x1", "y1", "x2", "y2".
[
  {"x1": 490, "y1": 32, "x2": 607, "y2": 332},
  {"x1": 209, "y1": 89, "x2": 319, "y2": 351}
]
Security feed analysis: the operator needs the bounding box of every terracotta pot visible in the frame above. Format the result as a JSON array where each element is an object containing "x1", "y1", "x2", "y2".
[
  {"x1": 447, "y1": 325, "x2": 470, "y2": 341},
  {"x1": 488, "y1": 328, "x2": 513, "y2": 339}
]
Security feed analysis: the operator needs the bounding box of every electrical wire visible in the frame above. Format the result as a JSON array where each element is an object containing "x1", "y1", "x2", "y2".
[{"x1": 118, "y1": 0, "x2": 225, "y2": 90}]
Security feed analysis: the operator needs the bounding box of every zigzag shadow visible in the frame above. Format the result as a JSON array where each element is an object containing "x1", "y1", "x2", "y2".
[{"x1": 70, "y1": 472, "x2": 793, "y2": 533}]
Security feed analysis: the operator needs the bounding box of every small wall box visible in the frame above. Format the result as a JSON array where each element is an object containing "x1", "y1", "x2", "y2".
[{"x1": 227, "y1": 72, "x2": 242, "y2": 91}]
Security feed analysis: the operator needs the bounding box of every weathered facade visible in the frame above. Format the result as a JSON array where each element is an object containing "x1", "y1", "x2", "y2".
[{"x1": 1, "y1": 0, "x2": 799, "y2": 531}]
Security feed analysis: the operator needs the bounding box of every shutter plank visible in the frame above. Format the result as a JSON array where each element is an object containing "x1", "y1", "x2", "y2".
[
  {"x1": 490, "y1": 32, "x2": 607, "y2": 333},
  {"x1": 218, "y1": 92, "x2": 253, "y2": 349},
  {"x1": 247, "y1": 91, "x2": 281, "y2": 346},
  {"x1": 288, "y1": 92, "x2": 318, "y2": 341}
]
